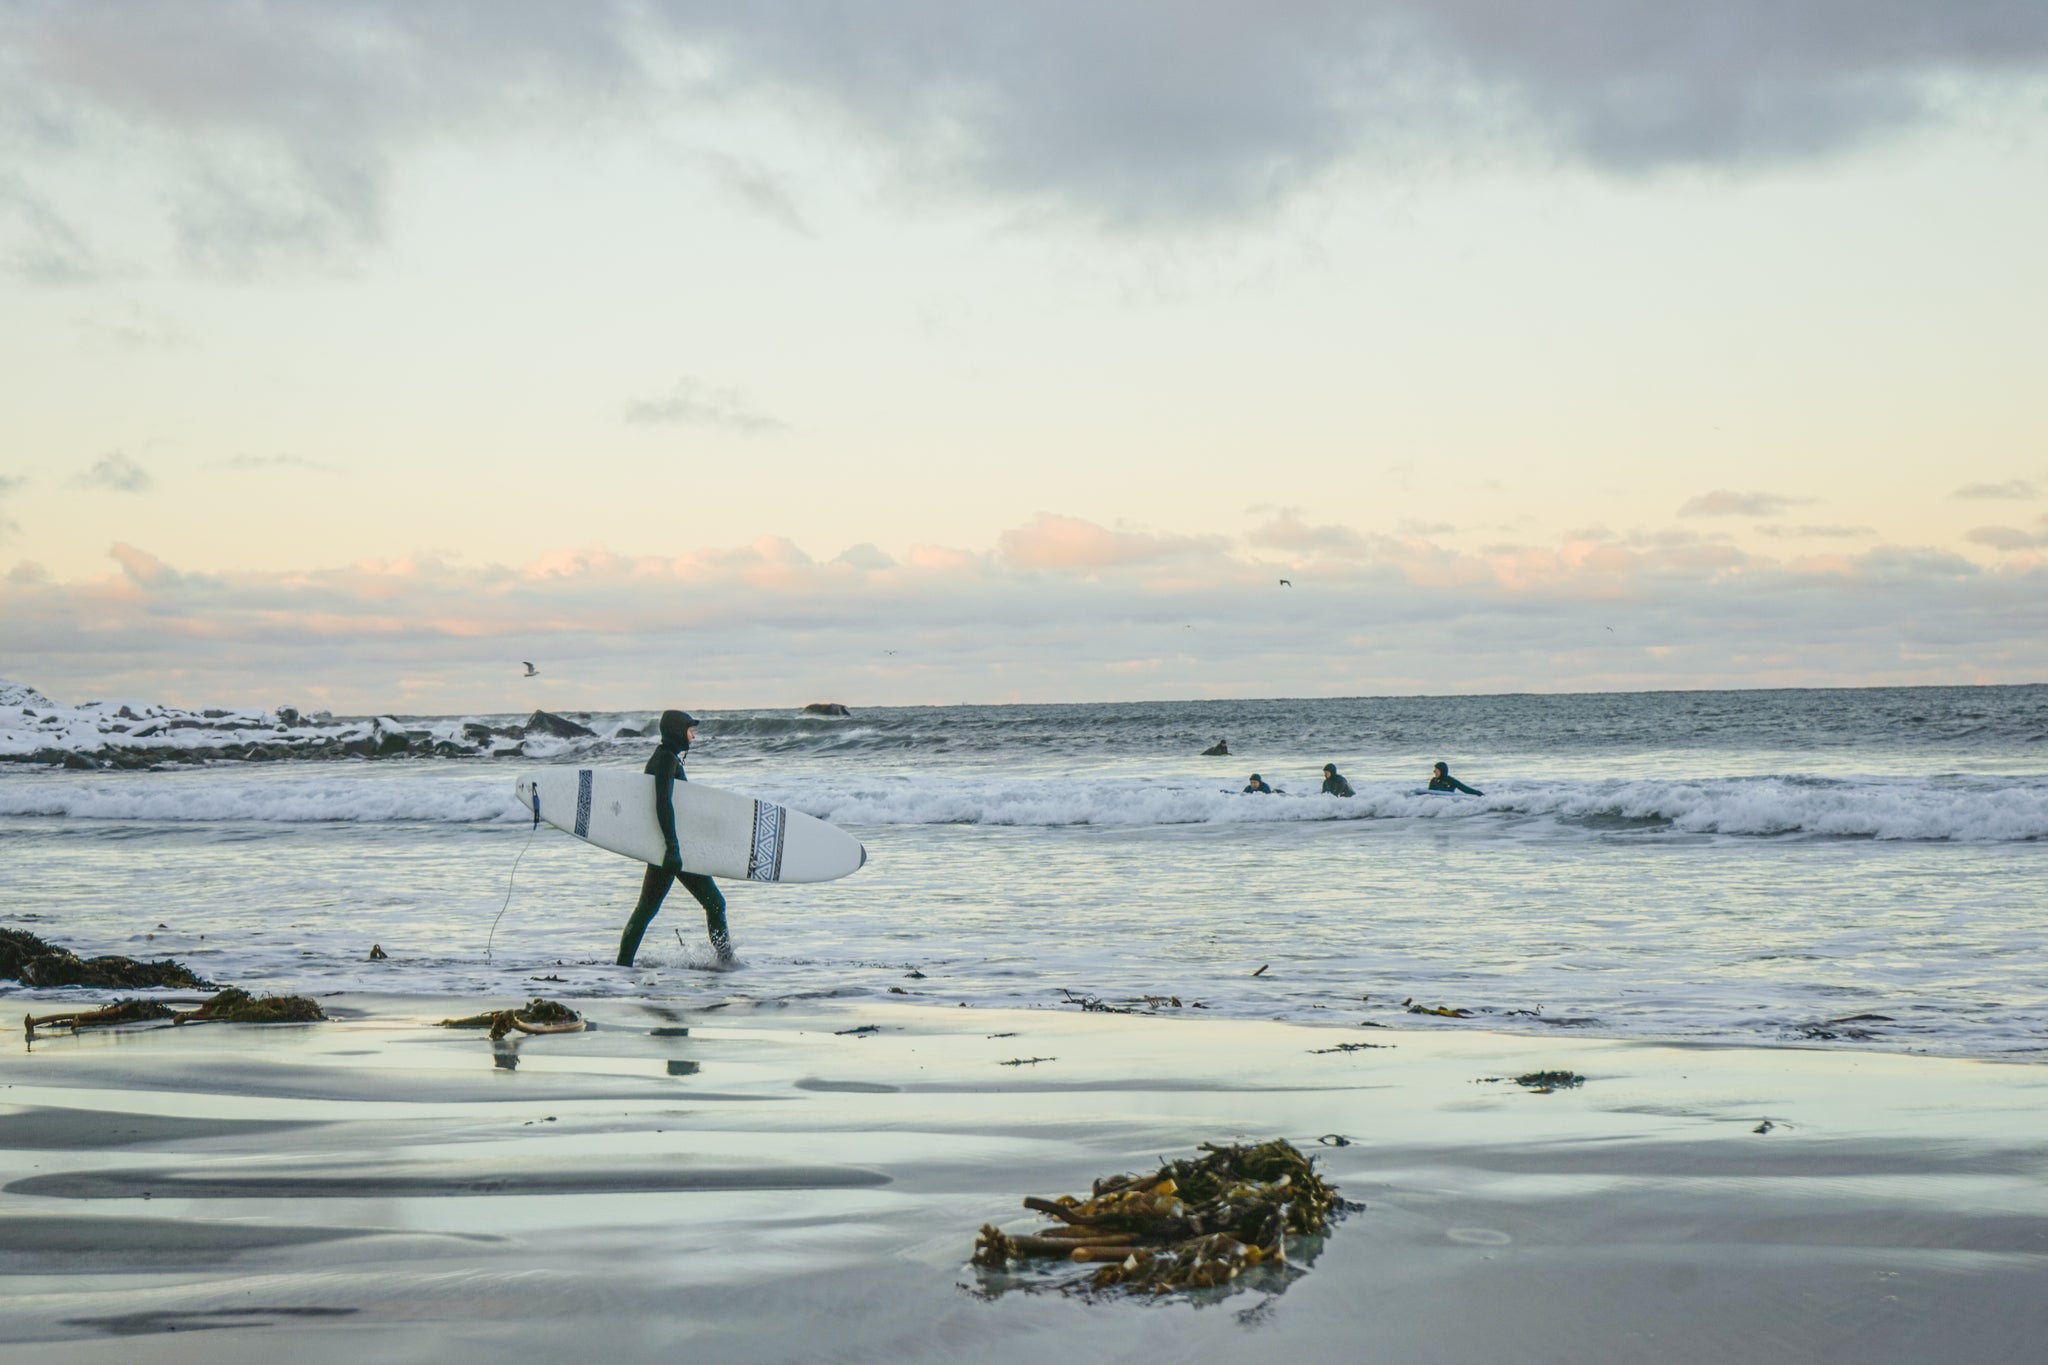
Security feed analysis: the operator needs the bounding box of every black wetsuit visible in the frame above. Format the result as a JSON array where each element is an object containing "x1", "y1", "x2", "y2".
[
  {"x1": 617, "y1": 713, "x2": 732, "y2": 967},
  {"x1": 1243, "y1": 779, "x2": 1274, "y2": 794},
  {"x1": 1321, "y1": 771, "x2": 1355, "y2": 798},
  {"x1": 1428, "y1": 772, "x2": 1483, "y2": 795}
]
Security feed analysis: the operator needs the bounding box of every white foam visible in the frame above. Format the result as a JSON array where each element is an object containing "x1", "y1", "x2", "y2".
[
  {"x1": 3, "y1": 743, "x2": 2043, "y2": 842},
  {"x1": 769, "y1": 773, "x2": 2048, "y2": 842},
  {"x1": 0, "y1": 774, "x2": 522, "y2": 824}
]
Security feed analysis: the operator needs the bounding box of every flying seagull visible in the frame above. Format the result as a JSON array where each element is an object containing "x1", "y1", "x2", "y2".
[
  {"x1": 1278, "y1": 579, "x2": 1292, "y2": 587},
  {"x1": 522, "y1": 661, "x2": 538, "y2": 677}
]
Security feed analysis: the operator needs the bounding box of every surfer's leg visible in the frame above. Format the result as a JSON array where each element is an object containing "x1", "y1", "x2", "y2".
[
  {"x1": 618, "y1": 865, "x2": 673, "y2": 966},
  {"x1": 679, "y1": 872, "x2": 734, "y2": 965}
]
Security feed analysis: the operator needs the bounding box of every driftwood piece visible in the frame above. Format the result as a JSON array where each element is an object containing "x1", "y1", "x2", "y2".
[{"x1": 440, "y1": 997, "x2": 584, "y2": 1042}]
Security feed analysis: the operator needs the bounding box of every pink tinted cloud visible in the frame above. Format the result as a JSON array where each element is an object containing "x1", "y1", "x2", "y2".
[
  {"x1": 108, "y1": 541, "x2": 179, "y2": 587},
  {"x1": 999, "y1": 514, "x2": 1226, "y2": 571},
  {"x1": 5, "y1": 518, "x2": 2044, "y2": 709},
  {"x1": 1247, "y1": 509, "x2": 1373, "y2": 559}
]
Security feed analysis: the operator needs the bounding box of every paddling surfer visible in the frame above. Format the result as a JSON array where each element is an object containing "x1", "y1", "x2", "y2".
[
  {"x1": 618, "y1": 710, "x2": 735, "y2": 968},
  {"x1": 1320, "y1": 763, "x2": 1355, "y2": 797},
  {"x1": 1426, "y1": 761, "x2": 1483, "y2": 796}
]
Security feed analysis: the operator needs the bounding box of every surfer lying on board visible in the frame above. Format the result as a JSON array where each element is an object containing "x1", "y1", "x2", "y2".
[
  {"x1": 1426, "y1": 761, "x2": 1483, "y2": 796},
  {"x1": 1243, "y1": 773, "x2": 1276, "y2": 794},
  {"x1": 618, "y1": 710, "x2": 736, "y2": 969},
  {"x1": 1320, "y1": 764, "x2": 1354, "y2": 797}
]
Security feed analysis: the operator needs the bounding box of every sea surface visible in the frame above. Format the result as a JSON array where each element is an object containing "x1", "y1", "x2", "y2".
[{"x1": 3, "y1": 686, "x2": 2045, "y2": 1058}]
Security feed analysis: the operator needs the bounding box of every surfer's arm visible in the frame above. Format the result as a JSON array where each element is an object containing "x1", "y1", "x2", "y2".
[
  {"x1": 651, "y1": 751, "x2": 682, "y2": 868},
  {"x1": 1451, "y1": 778, "x2": 1483, "y2": 795}
]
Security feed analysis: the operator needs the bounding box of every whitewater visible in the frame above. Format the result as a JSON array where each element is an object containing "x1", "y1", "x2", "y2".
[{"x1": 3, "y1": 684, "x2": 2044, "y2": 1058}]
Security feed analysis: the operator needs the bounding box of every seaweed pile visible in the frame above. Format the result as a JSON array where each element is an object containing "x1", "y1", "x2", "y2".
[
  {"x1": 971, "y1": 1139, "x2": 1350, "y2": 1300},
  {"x1": 1477, "y1": 1069, "x2": 1587, "y2": 1094},
  {"x1": 1, "y1": 928, "x2": 209, "y2": 990},
  {"x1": 24, "y1": 988, "x2": 325, "y2": 1040},
  {"x1": 440, "y1": 998, "x2": 584, "y2": 1041}
]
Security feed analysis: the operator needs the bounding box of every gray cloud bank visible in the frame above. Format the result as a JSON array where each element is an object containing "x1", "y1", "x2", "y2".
[
  {"x1": 2, "y1": 1, "x2": 2045, "y2": 273},
  {"x1": 0, "y1": 471, "x2": 19, "y2": 542},
  {"x1": 218, "y1": 453, "x2": 340, "y2": 474},
  {"x1": 624, "y1": 377, "x2": 786, "y2": 434},
  {"x1": 1968, "y1": 517, "x2": 2048, "y2": 551},
  {"x1": 1678, "y1": 489, "x2": 1813, "y2": 518},
  {"x1": 70, "y1": 452, "x2": 151, "y2": 492},
  {"x1": 4, "y1": 517, "x2": 2042, "y2": 712},
  {"x1": 1953, "y1": 480, "x2": 2039, "y2": 500}
]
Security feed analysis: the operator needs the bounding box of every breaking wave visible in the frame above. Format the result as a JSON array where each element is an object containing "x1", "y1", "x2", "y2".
[{"x1": 1, "y1": 771, "x2": 2041, "y2": 841}]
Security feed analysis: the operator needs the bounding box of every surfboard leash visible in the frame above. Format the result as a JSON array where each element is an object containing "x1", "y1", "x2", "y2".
[{"x1": 486, "y1": 789, "x2": 543, "y2": 960}]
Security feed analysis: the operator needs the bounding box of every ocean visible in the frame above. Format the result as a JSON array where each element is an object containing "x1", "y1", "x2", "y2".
[{"x1": 3, "y1": 685, "x2": 2044, "y2": 1058}]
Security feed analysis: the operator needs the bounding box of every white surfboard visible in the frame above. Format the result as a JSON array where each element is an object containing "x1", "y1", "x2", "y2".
[{"x1": 513, "y1": 768, "x2": 866, "y2": 884}]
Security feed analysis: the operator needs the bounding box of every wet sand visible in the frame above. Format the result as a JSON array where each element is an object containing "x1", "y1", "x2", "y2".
[{"x1": 3, "y1": 995, "x2": 2046, "y2": 1363}]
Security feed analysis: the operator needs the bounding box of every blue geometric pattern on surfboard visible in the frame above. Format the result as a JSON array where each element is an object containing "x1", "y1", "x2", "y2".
[
  {"x1": 574, "y1": 769, "x2": 594, "y2": 839},
  {"x1": 747, "y1": 800, "x2": 786, "y2": 882}
]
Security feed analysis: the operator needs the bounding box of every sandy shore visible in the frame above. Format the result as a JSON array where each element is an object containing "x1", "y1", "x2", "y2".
[{"x1": 2, "y1": 994, "x2": 2045, "y2": 1363}]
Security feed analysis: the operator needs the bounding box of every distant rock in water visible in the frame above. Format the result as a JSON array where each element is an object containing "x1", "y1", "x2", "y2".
[
  {"x1": 373, "y1": 717, "x2": 412, "y2": 755},
  {"x1": 1202, "y1": 740, "x2": 1230, "y2": 756},
  {"x1": 803, "y1": 702, "x2": 852, "y2": 717},
  {"x1": 524, "y1": 709, "x2": 597, "y2": 739}
]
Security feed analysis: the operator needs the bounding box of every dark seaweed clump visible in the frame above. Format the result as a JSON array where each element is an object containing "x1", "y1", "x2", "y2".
[
  {"x1": 971, "y1": 1139, "x2": 1351, "y2": 1301},
  {"x1": 189, "y1": 989, "x2": 325, "y2": 1023},
  {"x1": 1, "y1": 928, "x2": 209, "y2": 990},
  {"x1": 24, "y1": 990, "x2": 325, "y2": 1040}
]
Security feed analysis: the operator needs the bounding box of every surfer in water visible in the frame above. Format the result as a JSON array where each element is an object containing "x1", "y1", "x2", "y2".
[
  {"x1": 1427, "y1": 761, "x2": 1483, "y2": 796},
  {"x1": 1243, "y1": 773, "x2": 1276, "y2": 794},
  {"x1": 618, "y1": 710, "x2": 735, "y2": 969},
  {"x1": 1320, "y1": 763, "x2": 1354, "y2": 797}
]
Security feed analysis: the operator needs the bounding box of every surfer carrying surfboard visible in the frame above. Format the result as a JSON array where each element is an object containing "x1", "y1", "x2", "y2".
[{"x1": 617, "y1": 710, "x2": 736, "y2": 969}]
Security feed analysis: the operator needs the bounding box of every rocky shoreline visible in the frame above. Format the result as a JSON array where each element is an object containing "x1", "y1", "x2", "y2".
[{"x1": 1, "y1": 679, "x2": 613, "y2": 769}]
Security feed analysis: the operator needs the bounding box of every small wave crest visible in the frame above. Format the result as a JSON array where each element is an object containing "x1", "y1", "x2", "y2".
[
  {"x1": 0, "y1": 777, "x2": 521, "y2": 825},
  {"x1": 1, "y1": 772, "x2": 2041, "y2": 841},
  {"x1": 781, "y1": 774, "x2": 2048, "y2": 842}
]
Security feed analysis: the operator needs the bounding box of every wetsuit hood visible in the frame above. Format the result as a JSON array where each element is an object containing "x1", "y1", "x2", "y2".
[{"x1": 659, "y1": 710, "x2": 697, "y2": 750}]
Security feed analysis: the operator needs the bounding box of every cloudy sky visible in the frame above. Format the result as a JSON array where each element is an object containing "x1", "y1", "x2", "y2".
[{"x1": 3, "y1": 1, "x2": 2046, "y2": 712}]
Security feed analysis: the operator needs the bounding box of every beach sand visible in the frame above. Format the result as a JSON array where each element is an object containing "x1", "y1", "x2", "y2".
[{"x1": 3, "y1": 994, "x2": 2045, "y2": 1363}]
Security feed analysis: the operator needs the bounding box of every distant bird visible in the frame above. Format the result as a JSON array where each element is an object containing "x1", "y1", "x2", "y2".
[
  {"x1": 883, "y1": 650, "x2": 898, "y2": 656},
  {"x1": 1278, "y1": 579, "x2": 1292, "y2": 587},
  {"x1": 521, "y1": 662, "x2": 538, "y2": 677},
  {"x1": 1603, "y1": 627, "x2": 1614, "y2": 633}
]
